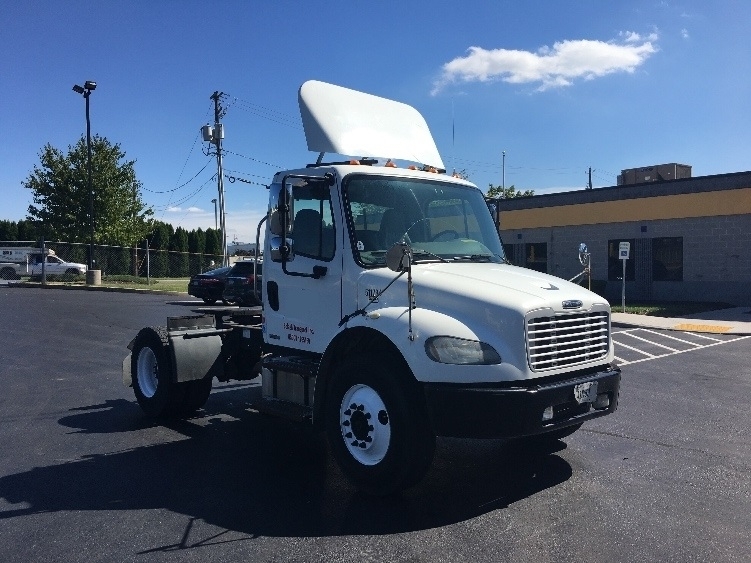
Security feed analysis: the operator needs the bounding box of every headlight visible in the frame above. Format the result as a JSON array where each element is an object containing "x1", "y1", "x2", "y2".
[{"x1": 425, "y1": 336, "x2": 502, "y2": 365}]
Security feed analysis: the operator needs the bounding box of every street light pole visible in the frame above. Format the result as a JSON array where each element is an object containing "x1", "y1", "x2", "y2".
[
  {"x1": 73, "y1": 81, "x2": 97, "y2": 270},
  {"x1": 502, "y1": 150, "x2": 506, "y2": 191}
]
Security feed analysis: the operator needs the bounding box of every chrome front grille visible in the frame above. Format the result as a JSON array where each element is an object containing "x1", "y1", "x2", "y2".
[{"x1": 526, "y1": 311, "x2": 610, "y2": 371}]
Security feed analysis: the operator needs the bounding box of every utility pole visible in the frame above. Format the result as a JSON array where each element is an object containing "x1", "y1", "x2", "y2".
[
  {"x1": 587, "y1": 167, "x2": 593, "y2": 190},
  {"x1": 208, "y1": 91, "x2": 228, "y2": 266}
]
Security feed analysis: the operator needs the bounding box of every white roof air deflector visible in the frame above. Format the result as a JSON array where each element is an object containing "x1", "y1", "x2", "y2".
[{"x1": 299, "y1": 80, "x2": 444, "y2": 170}]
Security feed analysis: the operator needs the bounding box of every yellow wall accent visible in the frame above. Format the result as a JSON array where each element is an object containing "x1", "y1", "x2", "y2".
[{"x1": 499, "y1": 188, "x2": 751, "y2": 230}]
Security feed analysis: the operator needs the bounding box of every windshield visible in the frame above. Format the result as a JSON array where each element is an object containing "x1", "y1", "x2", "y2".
[{"x1": 344, "y1": 175, "x2": 506, "y2": 266}]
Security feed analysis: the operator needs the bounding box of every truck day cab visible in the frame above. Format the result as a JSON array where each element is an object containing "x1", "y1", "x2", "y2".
[{"x1": 124, "y1": 81, "x2": 620, "y2": 495}]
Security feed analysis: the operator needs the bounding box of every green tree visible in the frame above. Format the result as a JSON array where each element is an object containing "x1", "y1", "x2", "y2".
[
  {"x1": 170, "y1": 227, "x2": 189, "y2": 277},
  {"x1": 205, "y1": 228, "x2": 222, "y2": 267},
  {"x1": 486, "y1": 184, "x2": 535, "y2": 199},
  {"x1": 24, "y1": 135, "x2": 153, "y2": 246},
  {"x1": 17, "y1": 220, "x2": 38, "y2": 241},
  {"x1": 188, "y1": 228, "x2": 206, "y2": 274},
  {"x1": 0, "y1": 220, "x2": 18, "y2": 241},
  {"x1": 146, "y1": 221, "x2": 172, "y2": 277}
]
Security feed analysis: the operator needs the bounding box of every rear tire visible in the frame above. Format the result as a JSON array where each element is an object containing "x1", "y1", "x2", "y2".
[
  {"x1": 131, "y1": 327, "x2": 185, "y2": 417},
  {"x1": 1, "y1": 267, "x2": 17, "y2": 280},
  {"x1": 326, "y1": 355, "x2": 435, "y2": 496},
  {"x1": 181, "y1": 377, "x2": 213, "y2": 413}
]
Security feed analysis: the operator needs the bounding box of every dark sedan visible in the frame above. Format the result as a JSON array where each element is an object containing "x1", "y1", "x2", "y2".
[
  {"x1": 222, "y1": 260, "x2": 263, "y2": 306},
  {"x1": 187, "y1": 266, "x2": 232, "y2": 304}
]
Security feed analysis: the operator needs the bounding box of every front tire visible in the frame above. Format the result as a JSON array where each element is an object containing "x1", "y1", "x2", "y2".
[{"x1": 326, "y1": 356, "x2": 435, "y2": 496}]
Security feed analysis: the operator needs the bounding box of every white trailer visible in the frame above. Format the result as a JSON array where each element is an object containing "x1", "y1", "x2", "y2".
[
  {"x1": 123, "y1": 81, "x2": 621, "y2": 495},
  {"x1": 0, "y1": 247, "x2": 37, "y2": 279}
]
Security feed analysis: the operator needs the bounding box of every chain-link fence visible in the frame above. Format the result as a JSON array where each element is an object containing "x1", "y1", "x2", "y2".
[{"x1": 1, "y1": 240, "x2": 226, "y2": 280}]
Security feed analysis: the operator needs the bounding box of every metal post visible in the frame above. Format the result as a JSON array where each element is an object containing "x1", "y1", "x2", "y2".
[
  {"x1": 74, "y1": 81, "x2": 97, "y2": 270},
  {"x1": 211, "y1": 198, "x2": 218, "y2": 230},
  {"x1": 85, "y1": 90, "x2": 94, "y2": 270},
  {"x1": 146, "y1": 238, "x2": 150, "y2": 285},
  {"x1": 41, "y1": 239, "x2": 46, "y2": 285},
  {"x1": 621, "y1": 258, "x2": 626, "y2": 313}
]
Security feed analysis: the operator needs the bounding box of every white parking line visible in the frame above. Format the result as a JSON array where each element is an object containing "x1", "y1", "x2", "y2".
[
  {"x1": 639, "y1": 329, "x2": 704, "y2": 346},
  {"x1": 617, "y1": 330, "x2": 680, "y2": 352},
  {"x1": 612, "y1": 339, "x2": 657, "y2": 357},
  {"x1": 613, "y1": 329, "x2": 751, "y2": 366}
]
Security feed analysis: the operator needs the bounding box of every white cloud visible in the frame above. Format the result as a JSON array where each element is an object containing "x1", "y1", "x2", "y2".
[
  {"x1": 166, "y1": 206, "x2": 203, "y2": 213},
  {"x1": 432, "y1": 32, "x2": 659, "y2": 94},
  {"x1": 681, "y1": 28, "x2": 689, "y2": 39}
]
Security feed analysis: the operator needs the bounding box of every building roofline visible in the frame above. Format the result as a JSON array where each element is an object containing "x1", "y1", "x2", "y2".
[{"x1": 494, "y1": 170, "x2": 751, "y2": 211}]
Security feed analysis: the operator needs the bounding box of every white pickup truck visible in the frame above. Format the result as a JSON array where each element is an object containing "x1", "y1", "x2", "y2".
[
  {"x1": 29, "y1": 253, "x2": 87, "y2": 277},
  {"x1": 0, "y1": 247, "x2": 86, "y2": 279}
]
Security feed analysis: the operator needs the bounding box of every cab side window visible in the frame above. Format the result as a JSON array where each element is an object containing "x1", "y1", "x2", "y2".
[{"x1": 291, "y1": 185, "x2": 335, "y2": 261}]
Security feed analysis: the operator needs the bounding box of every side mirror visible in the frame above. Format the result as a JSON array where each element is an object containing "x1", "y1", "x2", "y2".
[
  {"x1": 386, "y1": 242, "x2": 412, "y2": 272},
  {"x1": 268, "y1": 183, "x2": 293, "y2": 236},
  {"x1": 578, "y1": 243, "x2": 590, "y2": 267}
]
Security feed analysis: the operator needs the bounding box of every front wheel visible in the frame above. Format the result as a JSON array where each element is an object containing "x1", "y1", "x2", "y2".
[{"x1": 326, "y1": 356, "x2": 435, "y2": 496}]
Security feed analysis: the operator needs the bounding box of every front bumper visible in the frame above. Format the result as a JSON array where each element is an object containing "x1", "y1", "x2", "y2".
[{"x1": 422, "y1": 365, "x2": 620, "y2": 439}]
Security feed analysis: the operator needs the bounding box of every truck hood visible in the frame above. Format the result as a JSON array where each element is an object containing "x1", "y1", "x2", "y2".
[{"x1": 358, "y1": 262, "x2": 606, "y2": 318}]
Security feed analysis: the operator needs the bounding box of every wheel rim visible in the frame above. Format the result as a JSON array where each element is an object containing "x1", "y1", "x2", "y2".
[
  {"x1": 339, "y1": 384, "x2": 390, "y2": 466},
  {"x1": 136, "y1": 347, "x2": 159, "y2": 398}
]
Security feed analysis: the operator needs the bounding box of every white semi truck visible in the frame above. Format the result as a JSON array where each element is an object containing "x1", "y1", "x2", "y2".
[{"x1": 123, "y1": 81, "x2": 621, "y2": 495}]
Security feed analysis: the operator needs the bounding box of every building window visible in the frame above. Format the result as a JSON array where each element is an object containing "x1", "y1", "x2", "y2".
[
  {"x1": 525, "y1": 242, "x2": 547, "y2": 272},
  {"x1": 652, "y1": 237, "x2": 683, "y2": 281},
  {"x1": 502, "y1": 242, "x2": 515, "y2": 265},
  {"x1": 608, "y1": 239, "x2": 635, "y2": 281}
]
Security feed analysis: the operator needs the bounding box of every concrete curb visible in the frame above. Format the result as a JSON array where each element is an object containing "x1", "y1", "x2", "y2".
[
  {"x1": 612, "y1": 307, "x2": 751, "y2": 336},
  {"x1": 6, "y1": 281, "x2": 187, "y2": 298}
]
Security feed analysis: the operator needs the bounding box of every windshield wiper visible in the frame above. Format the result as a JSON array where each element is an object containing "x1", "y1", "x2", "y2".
[
  {"x1": 452, "y1": 254, "x2": 496, "y2": 262},
  {"x1": 411, "y1": 249, "x2": 449, "y2": 263}
]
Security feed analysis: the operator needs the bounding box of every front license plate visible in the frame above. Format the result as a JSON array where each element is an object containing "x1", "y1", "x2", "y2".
[{"x1": 574, "y1": 381, "x2": 598, "y2": 404}]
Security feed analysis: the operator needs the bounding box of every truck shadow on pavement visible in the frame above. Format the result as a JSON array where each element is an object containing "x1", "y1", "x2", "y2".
[{"x1": 0, "y1": 386, "x2": 572, "y2": 545}]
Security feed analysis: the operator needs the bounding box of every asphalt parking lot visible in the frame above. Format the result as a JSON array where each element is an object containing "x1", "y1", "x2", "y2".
[{"x1": 1, "y1": 287, "x2": 750, "y2": 562}]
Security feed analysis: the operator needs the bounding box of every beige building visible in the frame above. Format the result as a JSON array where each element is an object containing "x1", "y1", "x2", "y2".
[{"x1": 492, "y1": 170, "x2": 751, "y2": 305}]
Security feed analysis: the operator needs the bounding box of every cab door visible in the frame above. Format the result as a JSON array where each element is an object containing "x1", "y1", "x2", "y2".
[{"x1": 263, "y1": 173, "x2": 343, "y2": 355}]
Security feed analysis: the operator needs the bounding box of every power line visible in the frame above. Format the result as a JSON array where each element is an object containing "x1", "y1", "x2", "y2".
[
  {"x1": 222, "y1": 147, "x2": 283, "y2": 169},
  {"x1": 229, "y1": 96, "x2": 303, "y2": 129},
  {"x1": 142, "y1": 158, "x2": 214, "y2": 193}
]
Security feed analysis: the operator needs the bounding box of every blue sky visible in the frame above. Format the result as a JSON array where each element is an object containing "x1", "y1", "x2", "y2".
[{"x1": 3, "y1": 1, "x2": 750, "y2": 244}]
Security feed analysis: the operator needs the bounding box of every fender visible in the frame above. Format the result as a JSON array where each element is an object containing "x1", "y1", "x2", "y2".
[{"x1": 339, "y1": 306, "x2": 526, "y2": 384}]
